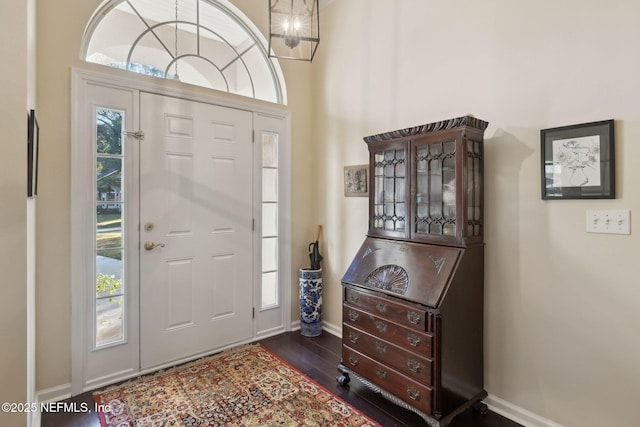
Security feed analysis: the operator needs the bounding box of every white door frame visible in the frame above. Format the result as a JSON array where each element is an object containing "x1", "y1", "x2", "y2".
[{"x1": 70, "y1": 67, "x2": 291, "y2": 394}]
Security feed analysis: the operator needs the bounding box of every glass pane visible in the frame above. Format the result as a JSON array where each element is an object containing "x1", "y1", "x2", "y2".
[
  {"x1": 430, "y1": 223, "x2": 442, "y2": 235},
  {"x1": 262, "y1": 202, "x2": 277, "y2": 237},
  {"x1": 395, "y1": 178, "x2": 405, "y2": 202},
  {"x1": 262, "y1": 237, "x2": 277, "y2": 272},
  {"x1": 374, "y1": 176, "x2": 384, "y2": 205},
  {"x1": 97, "y1": 210, "x2": 122, "y2": 250},
  {"x1": 467, "y1": 145, "x2": 475, "y2": 220},
  {"x1": 244, "y1": 45, "x2": 278, "y2": 103},
  {"x1": 263, "y1": 133, "x2": 278, "y2": 167},
  {"x1": 96, "y1": 295, "x2": 124, "y2": 346},
  {"x1": 263, "y1": 168, "x2": 278, "y2": 202},
  {"x1": 395, "y1": 159, "x2": 405, "y2": 177},
  {"x1": 443, "y1": 223, "x2": 456, "y2": 236},
  {"x1": 384, "y1": 177, "x2": 395, "y2": 202},
  {"x1": 417, "y1": 202, "x2": 428, "y2": 218},
  {"x1": 223, "y1": 60, "x2": 253, "y2": 98},
  {"x1": 85, "y1": 2, "x2": 138, "y2": 66},
  {"x1": 443, "y1": 140, "x2": 456, "y2": 154},
  {"x1": 96, "y1": 253, "x2": 123, "y2": 298},
  {"x1": 261, "y1": 271, "x2": 278, "y2": 307},
  {"x1": 97, "y1": 157, "x2": 123, "y2": 202},
  {"x1": 384, "y1": 150, "x2": 395, "y2": 161},
  {"x1": 443, "y1": 156, "x2": 456, "y2": 219},
  {"x1": 384, "y1": 203, "x2": 395, "y2": 217},
  {"x1": 96, "y1": 109, "x2": 123, "y2": 155},
  {"x1": 429, "y1": 158, "x2": 442, "y2": 218}
]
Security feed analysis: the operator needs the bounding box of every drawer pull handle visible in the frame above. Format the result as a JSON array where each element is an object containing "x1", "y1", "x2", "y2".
[
  {"x1": 375, "y1": 302, "x2": 388, "y2": 313},
  {"x1": 407, "y1": 387, "x2": 421, "y2": 401},
  {"x1": 349, "y1": 311, "x2": 360, "y2": 322},
  {"x1": 348, "y1": 355, "x2": 359, "y2": 366},
  {"x1": 407, "y1": 311, "x2": 421, "y2": 325},
  {"x1": 407, "y1": 333, "x2": 421, "y2": 347},
  {"x1": 348, "y1": 332, "x2": 360, "y2": 344},
  {"x1": 348, "y1": 294, "x2": 360, "y2": 304},
  {"x1": 375, "y1": 342, "x2": 387, "y2": 354},
  {"x1": 375, "y1": 320, "x2": 388, "y2": 333},
  {"x1": 407, "y1": 359, "x2": 421, "y2": 373},
  {"x1": 376, "y1": 368, "x2": 387, "y2": 379}
]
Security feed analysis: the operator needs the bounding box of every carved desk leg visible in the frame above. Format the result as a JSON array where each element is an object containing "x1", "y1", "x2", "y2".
[
  {"x1": 472, "y1": 400, "x2": 488, "y2": 415},
  {"x1": 336, "y1": 362, "x2": 351, "y2": 386}
]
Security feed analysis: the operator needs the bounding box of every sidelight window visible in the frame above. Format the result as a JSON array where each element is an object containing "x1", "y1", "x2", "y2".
[
  {"x1": 261, "y1": 132, "x2": 279, "y2": 309},
  {"x1": 95, "y1": 108, "x2": 126, "y2": 347}
]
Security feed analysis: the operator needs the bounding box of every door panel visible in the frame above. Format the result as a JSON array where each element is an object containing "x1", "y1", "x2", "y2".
[{"x1": 140, "y1": 93, "x2": 253, "y2": 369}]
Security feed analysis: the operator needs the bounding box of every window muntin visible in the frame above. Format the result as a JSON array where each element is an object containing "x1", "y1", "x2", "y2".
[
  {"x1": 83, "y1": 0, "x2": 285, "y2": 104},
  {"x1": 95, "y1": 107, "x2": 126, "y2": 347}
]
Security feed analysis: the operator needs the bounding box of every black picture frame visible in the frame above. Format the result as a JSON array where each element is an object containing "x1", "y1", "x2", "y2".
[
  {"x1": 27, "y1": 109, "x2": 39, "y2": 198},
  {"x1": 541, "y1": 119, "x2": 614, "y2": 200}
]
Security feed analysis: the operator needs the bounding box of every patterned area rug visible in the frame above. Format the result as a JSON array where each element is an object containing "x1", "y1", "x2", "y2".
[{"x1": 94, "y1": 344, "x2": 380, "y2": 426}]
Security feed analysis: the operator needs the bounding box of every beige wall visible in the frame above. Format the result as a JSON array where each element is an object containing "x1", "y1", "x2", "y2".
[
  {"x1": 35, "y1": 0, "x2": 314, "y2": 390},
  {"x1": 0, "y1": 0, "x2": 33, "y2": 424},
  {"x1": 314, "y1": 1, "x2": 640, "y2": 426}
]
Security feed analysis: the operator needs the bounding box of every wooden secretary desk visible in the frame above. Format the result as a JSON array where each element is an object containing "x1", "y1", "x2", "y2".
[{"x1": 337, "y1": 116, "x2": 489, "y2": 427}]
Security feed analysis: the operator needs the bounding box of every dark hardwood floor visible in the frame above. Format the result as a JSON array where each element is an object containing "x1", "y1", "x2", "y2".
[{"x1": 42, "y1": 332, "x2": 521, "y2": 426}]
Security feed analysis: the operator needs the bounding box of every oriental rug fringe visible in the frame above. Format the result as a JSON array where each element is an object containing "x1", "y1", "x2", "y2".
[{"x1": 94, "y1": 344, "x2": 380, "y2": 426}]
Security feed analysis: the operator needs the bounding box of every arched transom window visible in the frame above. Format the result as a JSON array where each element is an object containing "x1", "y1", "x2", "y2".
[{"x1": 82, "y1": 0, "x2": 287, "y2": 104}]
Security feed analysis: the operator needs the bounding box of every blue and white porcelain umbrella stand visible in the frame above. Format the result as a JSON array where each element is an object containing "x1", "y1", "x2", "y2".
[{"x1": 299, "y1": 226, "x2": 323, "y2": 337}]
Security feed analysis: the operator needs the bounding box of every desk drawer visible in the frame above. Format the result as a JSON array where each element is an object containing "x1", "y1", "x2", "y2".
[
  {"x1": 343, "y1": 305, "x2": 433, "y2": 357},
  {"x1": 342, "y1": 345, "x2": 433, "y2": 416},
  {"x1": 345, "y1": 287, "x2": 431, "y2": 331},
  {"x1": 344, "y1": 324, "x2": 432, "y2": 385}
]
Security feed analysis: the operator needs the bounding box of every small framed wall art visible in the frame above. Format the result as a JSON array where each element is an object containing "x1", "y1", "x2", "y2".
[
  {"x1": 344, "y1": 164, "x2": 368, "y2": 197},
  {"x1": 27, "y1": 109, "x2": 40, "y2": 198},
  {"x1": 540, "y1": 119, "x2": 614, "y2": 200}
]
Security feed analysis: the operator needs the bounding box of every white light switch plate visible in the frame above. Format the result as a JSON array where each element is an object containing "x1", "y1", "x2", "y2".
[{"x1": 586, "y1": 210, "x2": 631, "y2": 235}]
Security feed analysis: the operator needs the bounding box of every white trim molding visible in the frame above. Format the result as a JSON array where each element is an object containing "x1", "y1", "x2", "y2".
[{"x1": 485, "y1": 394, "x2": 565, "y2": 427}]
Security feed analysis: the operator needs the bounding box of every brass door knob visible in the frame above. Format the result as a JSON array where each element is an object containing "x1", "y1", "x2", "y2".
[{"x1": 144, "y1": 241, "x2": 165, "y2": 251}]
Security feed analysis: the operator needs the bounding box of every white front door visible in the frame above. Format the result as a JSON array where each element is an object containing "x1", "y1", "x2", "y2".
[{"x1": 139, "y1": 93, "x2": 254, "y2": 369}]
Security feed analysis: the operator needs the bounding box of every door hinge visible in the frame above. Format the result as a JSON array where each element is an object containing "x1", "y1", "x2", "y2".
[
  {"x1": 124, "y1": 130, "x2": 145, "y2": 140},
  {"x1": 252, "y1": 130, "x2": 255, "y2": 143},
  {"x1": 252, "y1": 218, "x2": 255, "y2": 231},
  {"x1": 252, "y1": 307, "x2": 255, "y2": 318}
]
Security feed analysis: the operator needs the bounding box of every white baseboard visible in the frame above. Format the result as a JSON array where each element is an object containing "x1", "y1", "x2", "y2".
[
  {"x1": 31, "y1": 383, "x2": 73, "y2": 427},
  {"x1": 289, "y1": 320, "x2": 342, "y2": 338},
  {"x1": 485, "y1": 394, "x2": 564, "y2": 427},
  {"x1": 36, "y1": 383, "x2": 72, "y2": 404},
  {"x1": 322, "y1": 321, "x2": 342, "y2": 338}
]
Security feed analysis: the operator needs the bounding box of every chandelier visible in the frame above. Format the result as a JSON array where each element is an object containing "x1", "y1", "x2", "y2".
[{"x1": 269, "y1": 0, "x2": 319, "y2": 62}]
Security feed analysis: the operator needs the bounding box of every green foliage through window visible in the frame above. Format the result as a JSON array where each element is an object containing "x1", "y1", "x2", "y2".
[{"x1": 96, "y1": 273, "x2": 122, "y2": 303}]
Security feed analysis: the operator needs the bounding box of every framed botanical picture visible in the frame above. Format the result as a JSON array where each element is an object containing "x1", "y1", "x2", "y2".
[
  {"x1": 27, "y1": 109, "x2": 40, "y2": 198},
  {"x1": 540, "y1": 119, "x2": 614, "y2": 199},
  {"x1": 344, "y1": 164, "x2": 368, "y2": 197}
]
